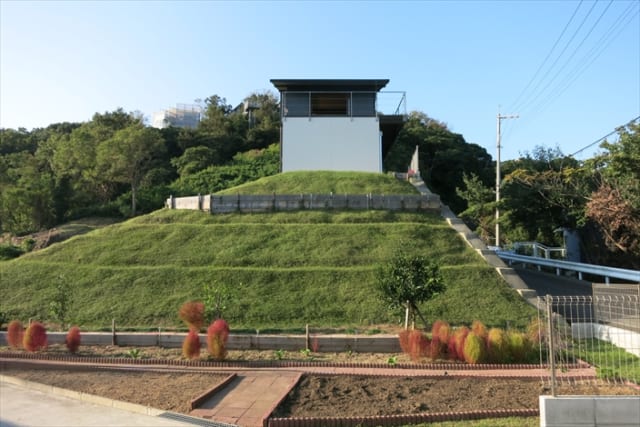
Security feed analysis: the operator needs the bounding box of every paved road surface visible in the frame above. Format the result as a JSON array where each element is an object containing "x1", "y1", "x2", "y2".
[{"x1": 513, "y1": 267, "x2": 594, "y2": 297}]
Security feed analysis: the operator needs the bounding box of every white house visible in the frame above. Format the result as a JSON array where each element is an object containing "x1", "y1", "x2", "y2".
[{"x1": 270, "y1": 79, "x2": 405, "y2": 173}]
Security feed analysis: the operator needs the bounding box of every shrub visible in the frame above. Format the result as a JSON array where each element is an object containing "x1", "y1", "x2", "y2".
[
  {"x1": 179, "y1": 301, "x2": 205, "y2": 331},
  {"x1": 398, "y1": 329, "x2": 411, "y2": 354},
  {"x1": 507, "y1": 331, "x2": 534, "y2": 363},
  {"x1": 430, "y1": 336, "x2": 444, "y2": 360},
  {"x1": 526, "y1": 317, "x2": 546, "y2": 345},
  {"x1": 182, "y1": 330, "x2": 201, "y2": 359},
  {"x1": 65, "y1": 326, "x2": 81, "y2": 353},
  {"x1": 463, "y1": 332, "x2": 486, "y2": 364},
  {"x1": 407, "y1": 329, "x2": 430, "y2": 362},
  {"x1": 207, "y1": 318, "x2": 230, "y2": 361},
  {"x1": 23, "y1": 321, "x2": 47, "y2": 352},
  {"x1": 453, "y1": 326, "x2": 470, "y2": 362},
  {"x1": 7, "y1": 320, "x2": 24, "y2": 349},
  {"x1": 430, "y1": 320, "x2": 446, "y2": 340},
  {"x1": 471, "y1": 320, "x2": 487, "y2": 340},
  {"x1": 486, "y1": 328, "x2": 508, "y2": 363}
]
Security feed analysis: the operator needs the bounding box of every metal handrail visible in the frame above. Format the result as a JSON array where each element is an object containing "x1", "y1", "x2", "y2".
[{"x1": 496, "y1": 251, "x2": 640, "y2": 284}]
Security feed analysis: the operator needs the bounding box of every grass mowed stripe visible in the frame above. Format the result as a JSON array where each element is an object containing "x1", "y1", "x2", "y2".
[{"x1": 1, "y1": 172, "x2": 537, "y2": 331}]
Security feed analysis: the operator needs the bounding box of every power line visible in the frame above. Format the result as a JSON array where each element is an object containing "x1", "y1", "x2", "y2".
[
  {"x1": 569, "y1": 115, "x2": 640, "y2": 158},
  {"x1": 508, "y1": 0, "x2": 584, "y2": 112}
]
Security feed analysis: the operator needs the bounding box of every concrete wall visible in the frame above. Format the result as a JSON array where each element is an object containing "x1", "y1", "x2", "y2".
[
  {"x1": 572, "y1": 323, "x2": 640, "y2": 357},
  {"x1": 540, "y1": 395, "x2": 640, "y2": 427},
  {"x1": 0, "y1": 332, "x2": 401, "y2": 353},
  {"x1": 166, "y1": 193, "x2": 442, "y2": 214},
  {"x1": 282, "y1": 117, "x2": 381, "y2": 172}
]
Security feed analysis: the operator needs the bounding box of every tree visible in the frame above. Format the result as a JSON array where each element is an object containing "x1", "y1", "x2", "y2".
[
  {"x1": 585, "y1": 122, "x2": 640, "y2": 267},
  {"x1": 377, "y1": 253, "x2": 445, "y2": 330},
  {"x1": 456, "y1": 173, "x2": 496, "y2": 241},
  {"x1": 384, "y1": 111, "x2": 493, "y2": 213},
  {"x1": 97, "y1": 124, "x2": 166, "y2": 216}
]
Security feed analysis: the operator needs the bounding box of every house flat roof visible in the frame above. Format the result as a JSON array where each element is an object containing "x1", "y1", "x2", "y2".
[{"x1": 270, "y1": 79, "x2": 389, "y2": 92}]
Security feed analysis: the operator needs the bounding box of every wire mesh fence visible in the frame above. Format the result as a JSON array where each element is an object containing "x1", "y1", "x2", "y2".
[{"x1": 538, "y1": 291, "x2": 640, "y2": 394}]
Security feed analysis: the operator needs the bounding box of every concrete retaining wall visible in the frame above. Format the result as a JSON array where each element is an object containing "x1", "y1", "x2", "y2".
[
  {"x1": 540, "y1": 395, "x2": 640, "y2": 427},
  {"x1": 572, "y1": 323, "x2": 640, "y2": 357},
  {"x1": 166, "y1": 193, "x2": 441, "y2": 214},
  {"x1": 0, "y1": 332, "x2": 401, "y2": 353}
]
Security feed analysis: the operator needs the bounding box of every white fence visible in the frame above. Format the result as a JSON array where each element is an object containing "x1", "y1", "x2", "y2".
[{"x1": 540, "y1": 292, "x2": 640, "y2": 393}]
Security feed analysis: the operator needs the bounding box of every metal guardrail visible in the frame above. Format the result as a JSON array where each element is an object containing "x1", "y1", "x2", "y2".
[
  {"x1": 496, "y1": 251, "x2": 640, "y2": 284},
  {"x1": 511, "y1": 241, "x2": 566, "y2": 259}
]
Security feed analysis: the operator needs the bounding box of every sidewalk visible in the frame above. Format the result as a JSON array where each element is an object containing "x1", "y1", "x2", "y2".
[{"x1": 0, "y1": 380, "x2": 198, "y2": 427}]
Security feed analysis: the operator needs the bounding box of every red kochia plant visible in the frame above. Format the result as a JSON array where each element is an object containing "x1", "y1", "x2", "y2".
[
  {"x1": 398, "y1": 329, "x2": 411, "y2": 354},
  {"x1": 471, "y1": 320, "x2": 488, "y2": 340},
  {"x1": 207, "y1": 319, "x2": 230, "y2": 361},
  {"x1": 463, "y1": 331, "x2": 487, "y2": 364},
  {"x1": 182, "y1": 330, "x2": 201, "y2": 359},
  {"x1": 23, "y1": 321, "x2": 47, "y2": 352},
  {"x1": 7, "y1": 320, "x2": 24, "y2": 349},
  {"x1": 179, "y1": 301, "x2": 205, "y2": 331},
  {"x1": 65, "y1": 326, "x2": 81, "y2": 353},
  {"x1": 452, "y1": 326, "x2": 470, "y2": 361},
  {"x1": 408, "y1": 329, "x2": 430, "y2": 362}
]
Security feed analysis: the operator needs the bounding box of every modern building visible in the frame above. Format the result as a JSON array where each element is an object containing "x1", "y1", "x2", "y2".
[
  {"x1": 151, "y1": 104, "x2": 202, "y2": 129},
  {"x1": 270, "y1": 79, "x2": 405, "y2": 173}
]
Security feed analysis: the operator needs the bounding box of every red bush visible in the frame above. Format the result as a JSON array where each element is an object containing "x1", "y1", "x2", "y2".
[
  {"x1": 453, "y1": 326, "x2": 470, "y2": 361},
  {"x1": 447, "y1": 334, "x2": 458, "y2": 360},
  {"x1": 182, "y1": 330, "x2": 201, "y2": 359},
  {"x1": 65, "y1": 326, "x2": 81, "y2": 353},
  {"x1": 398, "y1": 329, "x2": 411, "y2": 354},
  {"x1": 7, "y1": 320, "x2": 24, "y2": 349},
  {"x1": 431, "y1": 320, "x2": 446, "y2": 340},
  {"x1": 23, "y1": 321, "x2": 47, "y2": 352},
  {"x1": 407, "y1": 329, "x2": 430, "y2": 362},
  {"x1": 207, "y1": 318, "x2": 230, "y2": 361},
  {"x1": 179, "y1": 301, "x2": 205, "y2": 331}
]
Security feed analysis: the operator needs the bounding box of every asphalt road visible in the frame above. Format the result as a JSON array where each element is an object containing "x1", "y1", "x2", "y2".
[{"x1": 513, "y1": 267, "x2": 595, "y2": 297}]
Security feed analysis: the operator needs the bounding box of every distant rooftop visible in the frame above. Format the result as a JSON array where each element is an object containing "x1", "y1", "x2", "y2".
[{"x1": 270, "y1": 79, "x2": 390, "y2": 92}]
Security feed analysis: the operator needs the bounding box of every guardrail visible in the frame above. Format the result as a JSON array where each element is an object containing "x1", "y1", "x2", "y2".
[
  {"x1": 511, "y1": 241, "x2": 566, "y2": 259},
  {"x1": 496, "y1": 251, "x2": 640, "y2": 284}
]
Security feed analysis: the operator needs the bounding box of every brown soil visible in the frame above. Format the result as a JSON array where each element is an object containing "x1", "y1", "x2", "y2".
[{"x1": 3, "y1": 345, "x2": 639, "y2": 420}]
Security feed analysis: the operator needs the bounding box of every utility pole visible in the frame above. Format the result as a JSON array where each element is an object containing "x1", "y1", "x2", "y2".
[{"x1": 496, "y1": 112, "x2": 518, "y2": 247}]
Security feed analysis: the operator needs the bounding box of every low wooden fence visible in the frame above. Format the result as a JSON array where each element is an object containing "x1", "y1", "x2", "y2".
[{"x1": 166, "y1": 193, "x2": 441, "y2": 214}]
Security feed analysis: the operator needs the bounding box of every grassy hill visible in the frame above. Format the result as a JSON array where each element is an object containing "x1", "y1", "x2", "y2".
[
  {"x1": 0, "y1": 172, "x2": 536, "y2": 332},
  {"x1": 216, "y1": 171, "x2": 419, "y2": 195}
]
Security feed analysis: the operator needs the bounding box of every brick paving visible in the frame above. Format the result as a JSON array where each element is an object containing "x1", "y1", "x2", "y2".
[{"x1": 189, "y1": 371, "x2": 301, "y2": 427}]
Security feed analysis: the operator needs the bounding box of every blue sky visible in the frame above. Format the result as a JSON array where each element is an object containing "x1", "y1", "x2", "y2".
[{"x1": 1, "y1": 0, "x2": 638, "y2": 160}]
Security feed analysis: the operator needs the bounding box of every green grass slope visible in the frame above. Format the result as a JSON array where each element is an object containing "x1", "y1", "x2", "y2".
[
  {"x1": 216, "y1": 171, "x2": 419, "y2": 195},
  {"x1": 0, "y1": 173, "x2": 536, "y2": 331}
]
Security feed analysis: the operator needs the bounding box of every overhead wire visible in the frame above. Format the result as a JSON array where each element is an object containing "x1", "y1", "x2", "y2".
[
  {"x1": 568, "y1": 115, "x2": 640, "y2": 158},
  {"x1": 527, "y1": 0, "x2": 637, "y2": 119},
  {"x1": 501, "y1": 1, "x2": 639, "y2": 158}
]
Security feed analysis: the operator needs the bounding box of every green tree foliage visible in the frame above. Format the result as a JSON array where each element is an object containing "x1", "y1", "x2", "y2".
[
  {"x1": 377, "y1": 252, "x2": 445, "y2": 329},
  {"x1": 384, "y1": 111, "x2": 493, "y2": 213},
  {"x1": 585, "y1": 123, "x2": 640, "y2": 268},
  {"x1": 97, "y1": 124, "x2": 166, "y2": 216}
]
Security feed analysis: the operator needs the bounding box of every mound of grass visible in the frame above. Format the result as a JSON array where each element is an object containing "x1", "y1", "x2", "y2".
[
  {"x1": 215, "y1": 171, "x2": 419, "y2": 195},
  {"x1": 0, "y1": 207, "x2": 536, "y2": 331}
]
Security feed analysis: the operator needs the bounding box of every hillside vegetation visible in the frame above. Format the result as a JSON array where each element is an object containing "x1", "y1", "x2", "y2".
[
  {"x1": 216, "y1": 171, "x2": 419, "y2": 195},
  {"x1": 0, "y1": 173, "x2": 536, "y2": 331}
]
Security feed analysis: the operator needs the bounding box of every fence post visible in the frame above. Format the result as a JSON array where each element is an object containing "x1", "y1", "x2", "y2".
[{"x1": 546, "y1": 295, "x2": 557, "y2": 396}]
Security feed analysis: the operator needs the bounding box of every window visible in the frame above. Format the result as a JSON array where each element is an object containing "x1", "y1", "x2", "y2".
[{"x1": 311, "y1": 93, "x2": 350, "y2": 116}]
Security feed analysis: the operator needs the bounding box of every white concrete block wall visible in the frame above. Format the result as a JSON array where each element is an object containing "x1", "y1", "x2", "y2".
[{"x1": 540, "y1": 395, "x2": 640, "y2": 427}]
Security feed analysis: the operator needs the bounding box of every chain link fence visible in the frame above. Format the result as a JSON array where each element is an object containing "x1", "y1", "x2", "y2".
[{"x1": 538, "y1": 288, "x2": 640, "y2": 395}]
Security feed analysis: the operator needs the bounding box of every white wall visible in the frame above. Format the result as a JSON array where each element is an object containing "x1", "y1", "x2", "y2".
[{"x1": 282, "y1": 117, "x2": 381, "y2": 172}]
